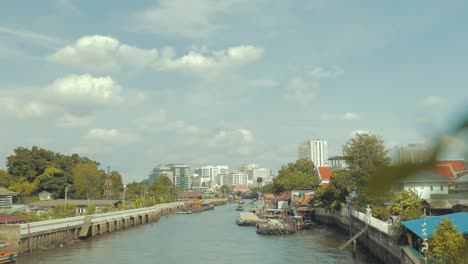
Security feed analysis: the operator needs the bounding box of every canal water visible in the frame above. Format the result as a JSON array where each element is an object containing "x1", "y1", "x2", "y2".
[{"x1": 17, "y1": 203, "x2": 380, "y2": 264}]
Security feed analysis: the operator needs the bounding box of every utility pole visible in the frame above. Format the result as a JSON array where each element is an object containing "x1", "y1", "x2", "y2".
[{"x1": 64, "y1": 185, "x2": 71, "y2": 215}]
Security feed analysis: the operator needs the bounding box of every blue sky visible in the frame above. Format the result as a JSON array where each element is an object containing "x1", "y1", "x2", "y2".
[{"x1": 0, "y1": 0, "x2": 467, "y2": 182}]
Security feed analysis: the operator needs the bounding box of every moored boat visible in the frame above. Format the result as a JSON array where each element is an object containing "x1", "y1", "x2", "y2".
[
  {"x1": 236, "y1": 212, "x2": 260, "y2": 226},
  {"x1": 176, "y1": 210, "x2": 192, "y2": 214},
  {"x1": 256, "y1": 219, "x2": 296, "y2": 235},
  {"x1": 235, "y1": 204, "x2": 244, "y2": 211},
  {"x1": 0, "y1": 242, "x2": 16, "y2": 264}
]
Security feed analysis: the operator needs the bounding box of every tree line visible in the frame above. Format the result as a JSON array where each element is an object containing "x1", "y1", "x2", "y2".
[{"x1": 0, "y1": 146, "x2": 123, "y2": 200}]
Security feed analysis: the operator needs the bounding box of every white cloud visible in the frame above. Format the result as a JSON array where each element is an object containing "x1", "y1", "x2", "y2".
[
  {"x1": 0, "y1": 26, "x2": 64, "y2": 48},
  {"x1": 283, "y1": 77, "x2": 318, "y2": 105},
  {"x1": 0, "y1": 97, "x2": 51, "y2": 119},
  {"x1": 45, "y1": 74, "x2": 123, "y2": 108},
  {"x1": 135, "y1": 111, "x2": 201, "y2": 134},
  {"x1": 209, "y1": 128, "x2": 254, "y2": 154},
  {"x1": 47, "y1": 35, "x2": 159, "y2": 72},
  {"x1": 350, "y1": 130, "x2": 371, "y2": 137},
  {"x1": 134, "y1": 0, "x2": 241, "y2": 38},
  {"x1": 85, "y1": 128, "x2": 138, "y2": 144},
  {"x1": 419, "y1": 96, "x2": 444, "y2": 108},
  {"x1": 56, "y1": 113, "x2": 95, "y2": 128},
  {"x1": 320, "y1": 112, "x2": 361, "y2": 121},
  {"x1": 159, "y1": 45, "x2": 263, "y2": 78},
  {"x1": 308, "y1": 66, "x2": 344, "y2": 79}
]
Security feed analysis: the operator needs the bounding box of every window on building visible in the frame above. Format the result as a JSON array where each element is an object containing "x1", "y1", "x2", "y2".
[{"x1": 430, "y1": 186, "x2": 433, "y2": 191}]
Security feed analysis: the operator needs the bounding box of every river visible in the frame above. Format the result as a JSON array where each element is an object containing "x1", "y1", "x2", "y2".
[{"x1": 17, "y1": 203, "x2": 380, "y2": 264}]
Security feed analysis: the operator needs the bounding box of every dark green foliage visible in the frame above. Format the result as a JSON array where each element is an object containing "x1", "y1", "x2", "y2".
[
  {"x1": 5, "y1": 146, "x2": 122, "y2": 198},
  {"x1": 35, "y1": 167, "x2": 69, "y2": 198},
  {"x1": 0, "y1": 169, "x2": 13, "y2": 187},
  {"x1": 272, "y1": 159, "x2": 319, "y2": 194}
]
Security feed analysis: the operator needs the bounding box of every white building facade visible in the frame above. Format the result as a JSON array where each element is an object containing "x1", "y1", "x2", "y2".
[
  {"x1": 223, "y1": 172, "x2": 249, "y2": 186},
  {"x1": 298, "y1": 139, "x2": 328, "y2": 167},
  {"x1": 399, "y1": 171, "x2": 449, "y2": 199},
  {"x1": 247, "y1": 168, "x2": 271, "y2": 180},
  {"x1": 198, "y1": 165, "x2": 229, "y2": 181}
]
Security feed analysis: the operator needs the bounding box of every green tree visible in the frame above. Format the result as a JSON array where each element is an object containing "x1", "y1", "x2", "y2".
[
  {"x1": 124, "y1": 182, "x2": 147, "y2": 200},
  {"x1": 0, "y1": 169, "x2": 13, "y2": 187},
  {"x1": 8, "y1": 177, "x2": 37, "y2": 196},
  {"x1": 149, "y1": 176, "x2": 177, "y2": 203},
  {"x1": 72, "y1": 163, "x2": 102, "y2": 199},
  {"x1": 311, "y1": 170, "x2": 351, "y2": 210},
  {"x1": 272, "y1": 159, "x2": 319, "y2": 194},
  {"x1": 111, "y1": 171, "x2": 124, "y2": 199},
  {"x1": 427, "y1": 218, "x2": 468, "y2": 264},
  {"x1": 342, "y1": 133, "x2": 391, "y2": 206},
  {"x1": 390, "y1": 189, "x2": 423, "y2": 219},
  {"x1": 7, "y1": 146, "x2": 57, "y2": 181},
  {"x1": 34, "y1": 167, "x2": 70, "y2": 198}
]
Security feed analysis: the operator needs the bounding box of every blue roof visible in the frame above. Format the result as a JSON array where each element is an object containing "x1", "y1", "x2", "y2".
[{"x1": 401, "y1": 212, "x2": 468, "y2": 239}]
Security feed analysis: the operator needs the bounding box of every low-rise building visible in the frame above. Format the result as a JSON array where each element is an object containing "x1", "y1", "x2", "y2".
[
  {"x1": 317, "y1": 166, "x2": 332, "y2": 185},
  {"x1": 0, "y1": 187, "x2": 18, "y2": 209},
  {"x1": 399, "y1": 171, "x2": 450, "y2": 199},
  {"x1": 37, "y1": 191, "x2": 53, "y2": 201}
]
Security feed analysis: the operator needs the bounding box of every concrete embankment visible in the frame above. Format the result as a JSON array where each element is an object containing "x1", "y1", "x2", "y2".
[
  {"x1": 314, "y1": 208, "x2": 419, "y2": 264},
  {"x1": 0, "y1": 199, "x2": 226, "y2": 255}
]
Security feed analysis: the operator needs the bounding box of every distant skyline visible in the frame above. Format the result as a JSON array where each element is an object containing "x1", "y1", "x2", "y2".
[{"x1": 0, "y1": 1, "x2": 467, "y2": 183}]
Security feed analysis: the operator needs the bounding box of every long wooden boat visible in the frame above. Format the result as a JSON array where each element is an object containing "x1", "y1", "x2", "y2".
[
  {"x1": 0, "y1": 242, "x2": 16, "y2": 264},
  {"x1": 0, "y1": 253, "x2": 16, "y2": 264}
]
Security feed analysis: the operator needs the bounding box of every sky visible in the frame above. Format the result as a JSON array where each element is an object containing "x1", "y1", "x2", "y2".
[{"x1": 0, "y1": 0, "x2": 467, "y2": 183}]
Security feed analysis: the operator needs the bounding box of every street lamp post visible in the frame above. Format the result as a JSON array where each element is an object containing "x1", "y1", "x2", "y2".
[
  {"x1": 122, "y1": 184, "x2": 127, "y2": 205},
  {"x1": 64, "y1": 185, "x2": 71, "y2": 215}
]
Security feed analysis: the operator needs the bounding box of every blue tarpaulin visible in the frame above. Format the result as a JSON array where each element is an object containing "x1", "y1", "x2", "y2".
[{"x1": 401, "y1": 212, "x2": 468, "y2": 239}]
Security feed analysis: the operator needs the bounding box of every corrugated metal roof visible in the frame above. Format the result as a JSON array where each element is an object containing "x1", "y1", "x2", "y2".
[
  {"x1": 401, "y1": 212, "x2": 468, "y2": 239},
  {"x1": 400, "y1": 171, "x2": 449, "y2": 183}
]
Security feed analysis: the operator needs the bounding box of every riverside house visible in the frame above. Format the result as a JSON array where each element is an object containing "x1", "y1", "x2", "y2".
[
  {"x1": 0, "y1": 187, "x2": 18, "y2": 209},
  {"x1": 399, "y1": 171, "x2": 450, "y2": 199}
]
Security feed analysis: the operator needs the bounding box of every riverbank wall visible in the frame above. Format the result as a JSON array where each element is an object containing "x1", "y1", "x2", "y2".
[
  {"x1": 314, "y1": 207, "x2": 419, "y2": 264},
  {"x1": 0, "y1": 199, "x2": 226, "y2": 255}
]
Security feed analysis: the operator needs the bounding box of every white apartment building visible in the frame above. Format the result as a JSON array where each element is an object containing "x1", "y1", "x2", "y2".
[
  {"x1": 191, "y1": 176, "x2": 211, "y2": 188},
  {"x1": 198, "y1": 165, "x2": 229, "y2": 181},
  {"x1": 298, "y1": 139, "x2": 328, "y2": 167},
  {"x1": 223, "y1": 172, "x2": 248, "y2": 186},
  {"x1": 246, "y1": 168, "x2": 271, "y2": 180}
]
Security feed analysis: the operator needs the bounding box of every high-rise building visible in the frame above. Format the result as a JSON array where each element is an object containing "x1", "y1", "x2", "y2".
[
  {"x1": 168, "y1": 164, "x2": 191, "y2": 189},
  {"x1": 298, "y1": 139, "x2": 328, "y2": 167},
  {"x1": 149, "y1": 164, "x2": 191, "y2": 189},
  {"x1": 148, "y1": 165, "x2": 174, "y2": 185},
  {"x1": 394, "y1": 144, "x2": 430, "y2": 164},
  {"x1": 196, "y1": 165, "x2": 229, "y2": 181}
]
